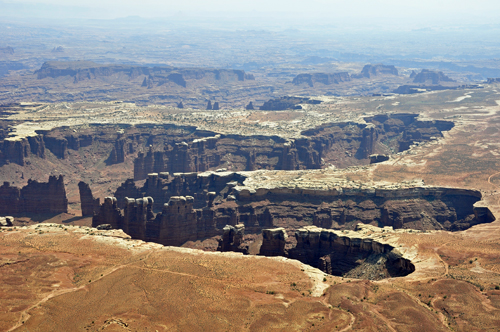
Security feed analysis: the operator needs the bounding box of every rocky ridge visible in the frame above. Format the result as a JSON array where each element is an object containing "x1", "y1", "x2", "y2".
[{"x1": 35, "y1": 61, "x2": 255, "y2": 87}]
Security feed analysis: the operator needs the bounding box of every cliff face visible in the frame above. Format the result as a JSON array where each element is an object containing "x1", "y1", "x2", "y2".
[
  {"x1": 93, "y1": 168, "x2": 496, "y2": 250},
  {"x1": 93, "y1": 195, "x2": 220, "y2": 246},
  {"x1": 259, "y1": 96, "x2": 321, "y2": 111},
  {"x1": 217, "y1": 224, "x2": 247, "y2": 253},
  {"x1": 1, "y1": 136, "x2": 45, "y2": 166},
  {"x1": 292, "y1": 72, "x2": 351, "y2": 87},
  {"x1": 0, "y1": 175, "x2": 68, "y2": 215},
  {"x1": 235, "y1": 185, "x2": 491, "y2": 232},
  {"x1": 358, "y1": 64, "x2": 399, "y2": 78},
  {"x1": 276, "y1": 226, "x2": 415, "y2": 280},
  {"x1": 78, "y1": 181, "x2": 100, "y2": 216},
  {"x1": 412, "y1": 69, "x2": 455, "y2": 84},
  {"x1": 131, "y1": 115, "x2": 453, "y2": 180},
  {"x1": 259, "y1": 228, "x2": 287, "y2": 256},
  {"x1": 35, "y1": 61, "x2": 254, "y2": 87},
  {"x1": 0, "y1": 115, "x2": 453, "y2": 171}
]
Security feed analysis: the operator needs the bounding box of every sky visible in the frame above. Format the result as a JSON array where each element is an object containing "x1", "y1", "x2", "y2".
[{"x1": 1, "y1": 0, "x2": 500, "y2": 26}]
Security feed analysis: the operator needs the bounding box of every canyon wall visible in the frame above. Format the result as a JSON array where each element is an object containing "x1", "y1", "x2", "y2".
[
  {"x1": 132, "y1": 114, "x2": 454, "y2": 180},
  {"x1": 412, "y1": 69, "x2": 455, "y2": 84},
  {"x1": 0, "y1": 175, "x2": 68, "y2": 215},
  {"x1": 78, "y1": 181, "x2": 100, "y2": 216},
  {"x1": 35, "y1": 61, "x2": 254, "y2": 87},
  {"x1": 259, "y1": 225, "x2": 415, "y2": 280},
  {"x1": 234, "y1": 184, "x2": 490, "y2": 232},
  {"x1": 93, "y1": 195, "x2": 221, "y2": 246},
  {"x1": 292, "y1": 72, "x2": 351, "y2": 87},
  {"x1": 92, "y1": 170, "x2": 495, "y2": 248},
  {"x1": 0, "y1": 115, "x2": 453, "y2": 172}
]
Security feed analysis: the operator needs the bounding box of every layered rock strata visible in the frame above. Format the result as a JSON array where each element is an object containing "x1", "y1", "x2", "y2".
[
  {"x1": 95, "y1": 168, "x2": 496, "y2": 249},
  {"x1": 78, "y1": 181, "x2": 100, "y2": 216},
  {"x1": 234, "y1": 185, "x2": 492, "y2": 231},
  {"x1": 0, "y1": 175, "x2": 68, "y2": 215},
  {"x1": 93, "y1": 195, "x2": 222, "y2": 246},
  {"x1": 412, "y1": 69, "x2": 455, "y2": 84},
  {"x1": 292, "y1": 73, "x2": 351, "y2": 87},
  {"x1": 259, "y1": 228, "x2": 287, "y2": 256},
  {"x1": 131, "y1": 114, "x2": 454, "y2": 179},
  {"x1": 357, "y1": 64, "x2": 399, "y2": 78},
  {"x1": 0, "y1": 115, "x2": 453, "y2": 171},
  {"x1": 35, "y1": 61, "x2": 255, "y2": 86},
  {"x1": 260, "y1": 225, "x2": 415, "y2": 280},
  {"x1": 217, "y1": 224, "x2": 248, "y2": 253}
]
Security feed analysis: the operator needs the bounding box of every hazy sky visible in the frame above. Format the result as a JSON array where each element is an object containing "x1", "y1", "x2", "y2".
[{"x1": 2, "y1": 0, "x2": 500, "y2": 25}]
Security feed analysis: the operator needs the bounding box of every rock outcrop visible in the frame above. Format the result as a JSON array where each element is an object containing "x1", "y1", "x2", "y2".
[
  {"x1": 93, "y1": 195, "x2": 221, "y2": 246},
  {"x1": 92, "y1": 197, "x2": 123, "y2": 229},
  {"x1": 94, "y1": 166, "x2": 497, "y2": 250},
  {"x1": 370, "y1": 154, "x2": 390, "y2": 164},
  {"x1": 0, "y1": 176, "x2": 68, "y2": 215},
  {"x1": 281, "y1": 226, "x2": 415, "y2": 280},
  {"x1": 78, "y1": 181, "x2": 100, "y2": 216},
  {"x1": 217, "y1": 224, "x2": 248, "y2": 253},
  {"x1": 259, "y1": 228, "x2": 287, "y2": 256},
  {"x1": 234, "y1": 184, "x2": 492, "y2": 232},
  {"x1": 0, "y1": 216, "x2": 14, "y2": 226},
  {"x1": 260, "y1": 96, "x2": 322, "y2": 111},
  {"x1": 356, "y1": 64, "x2": 398, "y2": 78},
  {"x1": 1, "y1": 136, "x2": 46, "y2": 166},
  {"x1": 292, "y1": 72, "x2": 351, "y2": 87},
  {"x1": 35, "y1": 61, "x2": 255, "y2": 87},
  {"x1": 130, "y1": 114, "x2": 453, "y2": 180},
  {"x1": 412, "y1": 69, "x2": 455, "y2": 84}
]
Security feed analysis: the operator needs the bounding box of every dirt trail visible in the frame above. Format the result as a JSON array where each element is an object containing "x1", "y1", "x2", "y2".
[
  {"x1": 487, "y1": 171, "x2": 500, "y2": 205},
  {"x1": 339, "y1": 312, "x2": 356, "y2": 332},
  {"x1": 370, "y1": 308, "x2": 397, "y2": 332}
]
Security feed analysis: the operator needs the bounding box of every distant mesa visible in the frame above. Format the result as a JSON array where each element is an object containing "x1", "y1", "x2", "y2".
[
  {"x1": 487, "y1": 78, "x2": 500, "y2": 84},
  {"x1": 292, "y1": 72, "x2": 351, "y2": 87},
  {"x1": 412, "y1": 69, "x2": 455, "y2": 84},
  {"x1": 260, "y1": 96, "x2": 322, "y2": 111},
  {"x1": 0, "y1": 46, "x2": 14, "y2": 55},
  {"x1": 292, "y1": 64, "x2": 398, "y2": 87},
  {"x1": 164, "y1": 73, "x2": 186, "y2": 88},
  {"x1": 51, "y1": 46, "x2": 65, "y2": 53},
  {"x1": 35, "y1": 61, "x2": 255, "y2": 87},
  {"x1": 356, "y1": 64, "x2": 399, "y2": 78}
]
